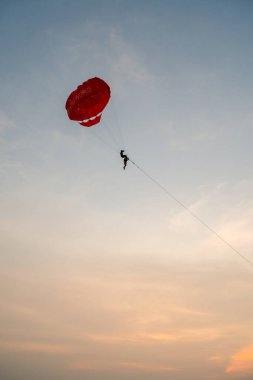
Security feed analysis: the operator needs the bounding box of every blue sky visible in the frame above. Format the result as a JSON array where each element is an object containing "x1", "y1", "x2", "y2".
[{"x1": 1, "y1": 1, "x2": 253, "y2": 379}]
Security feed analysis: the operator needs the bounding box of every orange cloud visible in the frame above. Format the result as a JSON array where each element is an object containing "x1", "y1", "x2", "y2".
[
  {"x1": 226, "y1": 344, "x2": 253, "y2": 374},
  {"x1": 69, "y1": 359, "x2": 176, "y2": 372},
  {"x1": 69, "y1": 361, "x2": 99, "y2": 370},
  {"x1": 209, "y1": 355, "x2": 225, "y2": 363},
  {"x1": 87, "y1": 327, "x2": 222, "y2": 345},
  {"x1": 118, "y1": 361, "x2": 177, "y2": 372},
  {"x1": 0, "y1": 340, "x2": 71, "y2": 354}
]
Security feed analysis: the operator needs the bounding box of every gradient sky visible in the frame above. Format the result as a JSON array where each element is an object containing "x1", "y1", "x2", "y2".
[{"x1": 1, "y1": 1, "x2": 253, "y2": 379}]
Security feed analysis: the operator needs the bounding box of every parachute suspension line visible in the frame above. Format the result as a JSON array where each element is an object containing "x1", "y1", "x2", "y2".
[
  {"x1": 101, "y1": 117, "x2": 122, "y2": 149},
  {"x1": 88, "y1": 127, "x2": 119, "y2": 154},
  {"x1": 110, "y1": 98, "x2": 126, "y2": 150},
  {"x1": 129, "y1": 159, "x2": 253, "y2": 268}
]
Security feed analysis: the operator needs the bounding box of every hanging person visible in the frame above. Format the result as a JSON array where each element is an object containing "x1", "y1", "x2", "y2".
[{"x1": 120, "y1": 150, "x2": 129, "y2": 170}]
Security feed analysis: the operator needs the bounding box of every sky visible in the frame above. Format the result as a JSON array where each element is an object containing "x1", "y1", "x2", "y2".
[{"x1": 0, "y1": 0, "x2": 253, "y2": 379}]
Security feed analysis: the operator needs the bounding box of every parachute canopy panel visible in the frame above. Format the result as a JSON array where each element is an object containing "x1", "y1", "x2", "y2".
[{"x1": 65, "y1": 77, "x2": 111, "y2": 127}]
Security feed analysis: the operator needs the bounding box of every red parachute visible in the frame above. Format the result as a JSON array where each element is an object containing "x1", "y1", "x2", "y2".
[{"x1": 65, "y1": 77, "x2": 111, "y2": 127}]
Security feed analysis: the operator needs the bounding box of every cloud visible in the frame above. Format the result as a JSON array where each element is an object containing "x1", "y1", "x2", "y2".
[
  {"x1": 0, "y1": 340, "x2": 71, "y2": 354},
  {"x1": 0, "y1": 109, "x2": 28, "y2": 179},
  {"x1": 87, "y1": 327, "x2": 224, "y2": 345},
  {"x1": 68, "y1": 359, "x2": 177, "y2": 372},
  {"x1": 109, "y1": 29, "x2": 153, "y2": 84},
  {"x1": 209, "y1": 355, "x2": 225, "y2": 363},
  {"x1": 53, "y1": 25, "x2": 155, "y2": 97},
  {"x1": 0, "y1": 111, "x2": 16, "y2": 133},
  {"x1": 162, "y1": 180, "x2": 253, "y2": 265},
  {"x1": 118, "y1": 361, "x2": 177, "y2": 372},
  {"x1": 226, "y1": 344, "x2": 253, "y2": 374}
]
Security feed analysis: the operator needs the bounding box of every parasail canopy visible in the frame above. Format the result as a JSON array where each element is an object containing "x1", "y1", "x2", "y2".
[{"x1": 65, "y1": 77, "x2": 111, "y2": 127}]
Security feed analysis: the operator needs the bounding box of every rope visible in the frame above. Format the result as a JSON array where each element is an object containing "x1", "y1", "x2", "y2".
[
  {"x1": 129, "y1": 159, "x2": 253, "y2": 268},
  {"x1": 81, "y1": 105, "x2": 253, "y2": 268},
  {"x1": 88, "y1": 127, "x2": 119, "y2": 154},
  {"x1": 110, "y1": 99, "x2": 126, "y2": 149},
  {"x1": 101, "y1": 118, "x2": 122, "y2": 148}
]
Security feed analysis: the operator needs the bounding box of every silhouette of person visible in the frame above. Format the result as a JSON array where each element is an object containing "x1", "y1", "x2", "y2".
[{"x1": 120, "y1": 150, "x2": 129, "y2": 170}]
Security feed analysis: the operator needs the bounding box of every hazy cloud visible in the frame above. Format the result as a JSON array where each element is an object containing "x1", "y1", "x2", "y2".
[{"x1": 226, "y1": 344, "x2": 253, "y2": 375}]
